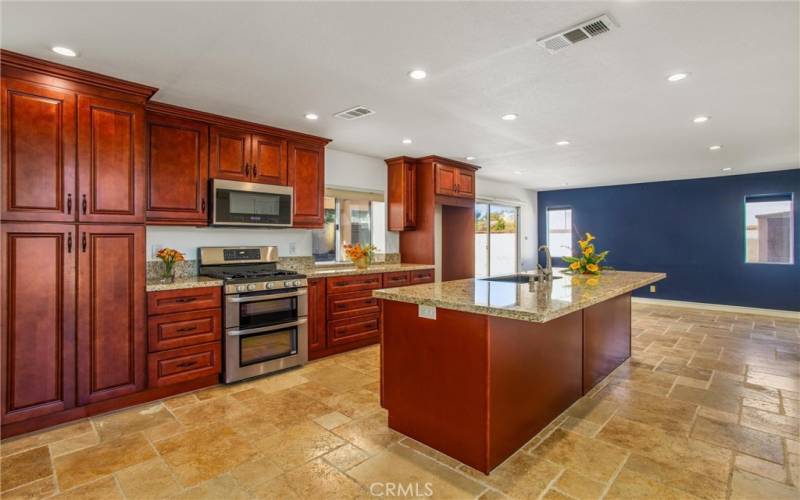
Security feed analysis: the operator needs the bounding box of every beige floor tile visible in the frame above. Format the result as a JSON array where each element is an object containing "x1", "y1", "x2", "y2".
[
  {"x1": 114, "y1": 457, "x2": 183, "y2": 500},
  {"x1": 606, "y1": 467, "x2": 702, "y2": 499},
  {"x1": 735, "y1": 453, "x2": 788, "y2": 484},
  {"x1": 730, "y1": 470, "x2": 799, "y2": 500},
  {"x1": 253, "y1": 420, "x2": 345, "y2": 470},
  {"x1": 302, "y1": 365, "x2": 375, "y2": 394},
  {"x1": 460, "y1": 451, "x2": 563, "y2": 498},
  {"x1": 162, "y1": 393, "x2": 200, "y2": 410},
  {"x1": 248, "y1": 370, "x2": 309, "y2": 394},
  {"x1": 238, "y1": 388, "x2": 333, "y2": 429},
  {"x1": 533, "y1": 428, "x2": 627, "y2": 482},
  {"x1": 332, "y1": 411, "x2": 403, "y2": 455},
  {"x1": 322, "y1": 388, "x2": 381, "y2": 419},
  {"x1": 53, "y1": 476, "x2": 123, "y2": 500},
  {"x1": 554, "y1": 468, "x2": 606, "y2": 499},
  {"x1": 669, "y1": 384, "x2": 740, "y2": 414},
  {"x1": 283, "y1": 458, "x2": 366, "y2": 499},
  {"x1": 350, "y1": 443, "x2": 484, "y2": 499},
  {"x1": 691, "y1": 416, "x2": 784, "y2": 464},
  {"x1": 0, "y1": 446, "x2": 52, "y2": 492},
  {"x1": 1, "y1": 420, "x2": 93, "y2": 457},
  {"x1": 598, "y1": 385, "x2": 697, "y2": 434},
  {"x1": 49, "y1": 431, "x2": 100, "y2": 458},
  {"x1": 245, "y1": 474, "x2": 301, "y2": 499},
  {"x1": 740, "y1": 406, "x2": 800, "y2": 439},
  {"x1": 623, "y1": 452, "x2": 727, "y2": 500},
  {"x1": 558, "y1": 416, "x2": 602, "y2": 438},
  {"x1": 564, "y1": 395, "x2": 618, "y2": 426},
  {"x1": 228, "y1": 457, "x2": 283, "y2": 490},
  {"x1": 313, "y1": 411, "x2": 352, "y2": 430},
  {"x1": 0, "y1": 476, "x2": 57, "y2": 500},
  {"x1": 155, "y1": 424, "x2": 259, "y2": 487},
  {"x1": 742, "y1": 396, "x2": 781, "y2": 414},
  {"x1": 53, "y1": 433, "x2": 156, "y2": 491},
  {"x1": 398, "y1": 438, "x2": 464, "y2": 470},
  {"x1": 322, "y1": 443, "x2": 371, "y2": 471},
  {"x1": 747, "y1": 372, "x2": 800, "y2": 392},
  {"x1": 291, "y1": 381, "x2": 339, "y2": 401},
  {"x1": 169, "y1": 395, "x2": 253, "y2": 428},
  {"x1": 92, "y1": 403, "x2": 176, "y2": 442},
  {"x1": 170, "y1": 473, "x2": 252, "y2": 500},
  {"x1": 142, "y1": 420, "x2": 187, "y2": 443}
]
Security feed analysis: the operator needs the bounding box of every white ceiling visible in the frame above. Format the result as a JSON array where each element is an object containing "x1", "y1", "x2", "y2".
[{"x1": 2, "y1": 1, "x2": 798, "y2": 190}]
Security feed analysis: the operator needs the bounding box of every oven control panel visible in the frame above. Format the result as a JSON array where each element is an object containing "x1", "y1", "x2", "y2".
[{"x1": 226, "y1": 279, "x2": 308, "y2": 295}]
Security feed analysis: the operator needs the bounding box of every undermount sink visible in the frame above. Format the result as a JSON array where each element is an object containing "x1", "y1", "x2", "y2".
[{"x1": 480, "y1": 274, "x2": 562, "y2": 283}]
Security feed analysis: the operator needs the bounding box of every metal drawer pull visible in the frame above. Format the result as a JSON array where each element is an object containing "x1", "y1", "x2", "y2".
[
  {"x1": 176, "y1": 361, "x2": 198, "y2": 368},
  {"x1": 227, "y1": 318, "x2": 307, "y2": 336},
  {"x1": 67, "y1": 194, "x2": 72, "y2": 214},
  {"x1": 174, "y1": 297, "x2": 197, "y2": 303},
  {"x1": 177, "y1": 326, "x2": 197, "y2": 333},
  {"x1": 226, "y1": 289, "x2": 307, "y2": 303}
]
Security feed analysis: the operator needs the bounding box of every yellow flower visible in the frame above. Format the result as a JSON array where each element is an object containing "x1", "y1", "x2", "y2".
[
  {"x1": 586, "y1": 263, "x2": 599, "y2": 273},
  {"x1": 585, "y1": 232, "x2": 595, "y2": 243},
  {"x1": 583, "y1": 245, "x2": 594, "y2": 257},
  {"x1": 569, "y1": 261, "x2": 580, "y2": 271},
  {"x1": 579, "y1": 239, "x2": 587, "y2": 249},
  {"x1": 586, "y1": 277, "x2": 599, "y2": 286}
]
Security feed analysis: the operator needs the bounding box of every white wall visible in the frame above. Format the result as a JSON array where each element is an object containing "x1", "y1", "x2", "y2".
[
  {"x1": 475, "y1": 177, "x2": 538, "y2": 271},
  {"x1": 146, "y1": 148, "x2": 398, "y2": 261}
]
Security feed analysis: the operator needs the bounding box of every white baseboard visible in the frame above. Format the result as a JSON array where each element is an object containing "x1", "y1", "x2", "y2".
[{"x1": 631, "y1": 297, "x2": 800, "y2": 320}]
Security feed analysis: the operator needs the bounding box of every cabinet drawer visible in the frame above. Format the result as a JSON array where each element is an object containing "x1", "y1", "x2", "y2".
[
  {"x1": 327, "y1": 314, "x2": 380, "y2": 347},
  {"x1": 327, "y1": 291, "x2": 380, "y2": 320},
  {"x1": 148, "y1": 309, "x2": 221, "y2": 352},
  {"x1": 147, "y1": 342, "x2": 221, "y2": 388},
  {"x1": 410, "y1": 269, "x2": 435, "y2": 284},
  {"x1": 147, "y1": 287, "x2": 221, "y2": 315},
  {"x1": 327, "y1": 273, "x2": 383, "y2": 294},
  {"x1": 383, "y1": 271, "x2": 410, "y2": 288}
]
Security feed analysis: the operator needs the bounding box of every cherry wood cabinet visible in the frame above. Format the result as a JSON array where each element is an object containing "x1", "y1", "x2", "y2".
[
  {"x1": 1, "y1": 224, "x2": 76, "y2": 424},
  {"x1": 210, "y1": 127, "x2": 288, "y2": 186},
  {"x1": 146, "y1": 287, "x2": 221, "y2": 315},
  {"x1": 409, "y1": 268, "x2": 435, "y2": 284},
  {"x1": 386, "y1": 157, "x2": 417, "y2": 231},
  {"x1": 77, "y1": 95, "x2": 146, "y2": 223},
  {"x1": 148, "y1": 343, "x2": 221, "y2": 388},
  {"x1": 1, "y1": 78, "x2": 77, "y2": 222},
  {"x1": 434, "y1": 160, "x2": 476, "y2": 199},
  {"x1": 77, "y1": 225, "x2": 145, "y2": 405},
  {"x1": 146, "y1": 112, "x2": 209, "y2": 224},
  {"x1": 288, "y1": 141, "x2": 325, "y2": 228},
  {"x1": 147, "y1": 309, "x2": 221, "y2": 352},
  {"x1": 383, "y1": 271, "x2": 411, "y2": 288},
  {"x1": 328, "y1": 314, "x2": 381, "y2": 348},
  {"x1": 307, "y1": 278, "x2": 327, "y2": 354}
]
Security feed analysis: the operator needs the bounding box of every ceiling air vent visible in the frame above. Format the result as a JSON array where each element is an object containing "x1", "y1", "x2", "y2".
[
  {"x1": 333, "y1": 106, "x2": 376, "y2": 120},
  {"x1": 537, "y1": 14, "x2": 617, "y2": 54}
]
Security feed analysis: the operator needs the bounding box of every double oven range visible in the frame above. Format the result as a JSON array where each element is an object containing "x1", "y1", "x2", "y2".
[{"x1": 198, "y1": 246, "x2": 308, "y2": 383}]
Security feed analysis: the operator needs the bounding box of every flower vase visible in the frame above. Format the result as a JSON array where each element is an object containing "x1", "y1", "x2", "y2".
[
  {"x1": 354, "y1": 257, "x2": 369, "y2": 270},
  {"x1": 160, "y1": 263, "x2": 176, "y2": 283}
]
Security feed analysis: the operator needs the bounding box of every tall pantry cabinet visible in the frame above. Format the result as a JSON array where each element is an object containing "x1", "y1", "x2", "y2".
[{"x1": 1, "y1": 51, "x2": 154, "y2": 431}]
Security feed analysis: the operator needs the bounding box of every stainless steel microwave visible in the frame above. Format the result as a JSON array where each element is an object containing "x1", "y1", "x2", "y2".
[{"x1": 211, "y1": 179, "x2": 293, "y2": 227}]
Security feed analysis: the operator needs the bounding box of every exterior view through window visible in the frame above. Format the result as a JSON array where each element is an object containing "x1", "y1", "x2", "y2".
[
  {"x1": 475, "y1": 203, "x2": 519, "y2": 277},
  {"x1": 312, "y1": 195, "x2": 386, "y2": 262},
  {"x1": 547, "y1": 207, "x2": 573, "y2": 258},
  {"x1": 745, "y1": 194, "x2": 794, "y2": 264}
]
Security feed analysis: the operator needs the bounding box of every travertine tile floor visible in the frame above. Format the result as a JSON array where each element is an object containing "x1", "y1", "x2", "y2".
[{"x1": 1, "y1": 303, "x2": 798, "y2": 499}]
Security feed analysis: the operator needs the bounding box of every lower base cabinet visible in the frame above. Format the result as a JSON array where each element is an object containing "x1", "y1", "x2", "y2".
[{"x1": 148, "y1": 342, "x2": 222, "y2": 387}]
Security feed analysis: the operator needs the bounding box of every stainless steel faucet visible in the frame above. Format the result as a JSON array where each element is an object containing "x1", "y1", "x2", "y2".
[{"x1": 537, "y1": 245, "x2": 553, "y2": 282}]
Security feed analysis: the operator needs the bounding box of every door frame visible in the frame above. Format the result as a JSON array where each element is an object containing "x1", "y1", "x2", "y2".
[{"x1": 476, "y1": 200, "x2": 521, "y2": 277}]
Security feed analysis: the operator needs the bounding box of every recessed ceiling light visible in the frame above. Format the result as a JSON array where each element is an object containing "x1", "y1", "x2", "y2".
[
  {"x1": 401, "y1": 138, "x2": 412, "y2": 144},
  {"x1": 722, "y1": 167, "x2": 732, "y2": 172},
  {"x1": 556, "y1": 140, "x2": 570, "y2": 146},
  {"x1": 693, "y1": 116, "x2": 710, "y2": 124},
  {"x1": 51, "y1": 46, "x2": 77, "y2": 57},
  {"x1": 304, "y1": 113, "x2": 318, "y2": 120},
  {"x1": 408, "y1": 69, "x2": 427, "y2": 80},
  {"x1": 667, "y1": 72, "x2": 689, "y2": 82},
  {"x1": 465, "y1": 156, "x2": 476, "y2": 161},
  {"x1": 501, "y1": 113, "x2": 518, "y2": 121},
  {"x1": 709, "y1": 145, "x2": 722, "y2": 151}
]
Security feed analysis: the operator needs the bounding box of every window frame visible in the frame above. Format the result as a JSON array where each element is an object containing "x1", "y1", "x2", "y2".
[
  {"x1": 313, "y1": 195, "x2": 384, "y2": 264},
  {"x1": 743, "y1": 193, "x2": 795, "y2": 266},
  {"x1": 475, "y1": 201, "x2": 521, "y2": 277},
  {"x1": 546, "y1": 206, "x2": 574, "y2": 258}
]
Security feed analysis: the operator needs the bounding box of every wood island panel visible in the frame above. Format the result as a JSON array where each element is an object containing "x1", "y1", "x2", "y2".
[{"x1": 582, "y1": 293, "x2": 632, "y2": 393}]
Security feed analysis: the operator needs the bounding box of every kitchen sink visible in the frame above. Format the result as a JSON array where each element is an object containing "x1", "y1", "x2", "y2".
[{"x1": 480, "y1": 274, "x2": 562, "y2": 283}]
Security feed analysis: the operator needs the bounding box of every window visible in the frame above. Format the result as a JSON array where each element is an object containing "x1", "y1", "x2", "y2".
[
  {"x1": 312, "y1": 190, "x2": 386, "y2": 263},
  {"x1": 475, "y1": 203, "x2": 519, "y2": 277},
  {"x1": 547, "y1": 207, "x2": 573, "y2": 258},
  {"x1": 745, "y1": 194, "x2": 794, "y2": 264}
]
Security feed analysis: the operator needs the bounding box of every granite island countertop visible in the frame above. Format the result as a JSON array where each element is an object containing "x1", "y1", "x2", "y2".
[{"x1": 373, "y1": 269, "x2": 666, "y2": 323}]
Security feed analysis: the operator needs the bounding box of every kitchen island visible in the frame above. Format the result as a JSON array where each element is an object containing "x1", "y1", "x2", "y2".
[{"x1": 373, "y1": 269, "x2": 665, "y2": 473}]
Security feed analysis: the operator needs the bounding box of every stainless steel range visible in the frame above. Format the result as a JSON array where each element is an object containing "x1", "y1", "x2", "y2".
[{"x1": 198, "y1": 246, "x2": 307, "y2": 383}]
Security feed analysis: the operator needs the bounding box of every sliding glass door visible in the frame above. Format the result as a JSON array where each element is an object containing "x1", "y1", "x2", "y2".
[{"x1": 475, "y1": 203, "x2": 519, "y2": 277}]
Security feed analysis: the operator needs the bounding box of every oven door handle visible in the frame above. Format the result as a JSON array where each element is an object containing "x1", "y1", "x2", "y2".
[
  {"x1": 226, "y1": 289, "x2": 307, "y2": 303},
  {"x1": 227, "y1": 318, "x2": 308, "y2": 336}
]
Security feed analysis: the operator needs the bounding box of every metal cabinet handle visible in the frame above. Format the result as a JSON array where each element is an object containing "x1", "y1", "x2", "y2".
[
  {"x1": 253, "y1": 165, "x2": 257, "y2": 177},
  {"x1": 227, "y1": 318, "x2": 308, "y2": 336},
  {"x1": 67, "y1": 232, "x2": 72, "y2": 253},
  {"x1": 174, "y1": 297, "x2": 196, "y2": 303},
  {"x1": 67, "y1": 194, "x2": 72, "y2": 215},
  {"x1": 176, "y1": 361, "x2": 198, "y2": 368},
  {"x1": 81, "y1": 232, "x2": 87, "y2": 252},
  {"x1": 177, "y1": 326, "x2": 197, "y2": 333},
  {"x1": 226, "y1": 289, "x2": 307, "y2": 303},
  {"x1": 81, "y1": 194, "x2": 87, "y2": 214},
  {"x1": 201, "y1": 198, "x2": 206, "y2": 213},
  {"x1": 245, "y1": 164, "x2": 250, "y2": 177}
]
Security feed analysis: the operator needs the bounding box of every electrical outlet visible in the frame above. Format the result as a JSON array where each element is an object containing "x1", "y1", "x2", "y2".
[
  {"x1": 650, "y1": 285, "x2": 656, "y2": 293},
  {"x1": 151, "y1": 244, "x2": 164, "y2": 258},
  {"x1": 289, "y1": 243, "x2": 296, "y2": 255},
  {"x1": 418, "y1": 305, "x2": 437, "y2": 320}
]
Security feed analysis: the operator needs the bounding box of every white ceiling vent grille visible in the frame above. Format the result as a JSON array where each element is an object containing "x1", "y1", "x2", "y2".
[
  {"x1": 537, "y1": 14, "x2": 617, "y2": 54},
  {"x1": 333, "y1": 106, "x2": 376, "y2": 120}
]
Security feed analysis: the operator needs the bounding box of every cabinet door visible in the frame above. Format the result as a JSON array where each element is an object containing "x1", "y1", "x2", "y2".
[
  {"x1": 210, "y1": 127, "x2": 251, "y2": 182},
  {"x1": 77, "y1": 225, "x2": 145, "y2": 405},
  {"x1": 251, "y1": 134, "x2": 288, "y2": 185},
  {"x1": 2, "y1": 78, "x2": 76, "y2": 222},
  {"x1": 456, "y1": 168, "x2": 475, "y2": 198},
  {"x1": 1, "y1": 224, "x2": 76, "y2": 424},
  {"x1": 307, "y1": 278, "x2": 326, "y2": 353},
  {"x1": 146, "y1": 113, "x2": 209, "y2": 224},
  {"x1": 387, "y1": 159, "x2": 416, "y2": 231},
  {"x1": 434, "y1": 163, "x2": 458, "y2": 197},
  {"x1": 288, "y1": 142, "x2": 325, "y2": 228},
  {"x1": 77, "y1": 95, "x2": 145, "y2": 223}
]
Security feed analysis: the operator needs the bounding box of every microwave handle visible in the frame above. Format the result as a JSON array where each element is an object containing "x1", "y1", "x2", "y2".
[
  {"x1": 226, "y1": 289, "x2": 308, "y2": 303},
  {"x1": 227, "y1": 318, "x2": 308, "y2": 336}
]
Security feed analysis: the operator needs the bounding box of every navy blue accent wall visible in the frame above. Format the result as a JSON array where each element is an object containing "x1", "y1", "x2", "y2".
[{"x1": 537, "y1": 169, "x2": 800, "y2": 311}]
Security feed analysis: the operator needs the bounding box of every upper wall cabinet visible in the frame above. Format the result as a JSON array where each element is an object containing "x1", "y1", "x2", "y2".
[
  {"x1": 386, "y1": 157, "x2": 417, "y2": 231},
  {"x1": 434, "y1": 159, "x2": 476, "y2": 199},
  {"x1": 210, "y1": 127, "x2": 288, "y2": 186},
  {"x1": 1, "y1": 78, "x2": 76, "y2": 222},
  {"x1": 289, "y1": 141, "x2": 325, "y2": 228},
  {"x1": 77, "y1": 95, "x2": 146, "y2": 223},
  {"x1": 146, "y1": 112, "x2": 209, "y2": 224}
]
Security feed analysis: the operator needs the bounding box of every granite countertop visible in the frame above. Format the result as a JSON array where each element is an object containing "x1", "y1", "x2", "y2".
[
  {"x1": 373, "y1": 269, "x2": 666, "y2": 323},
  {"x1": 146, "y1": 276, "x2": 224, "y2": 292},
  {"x1": 299, "y1": 263, "x2": 435, "y2": 279}
]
